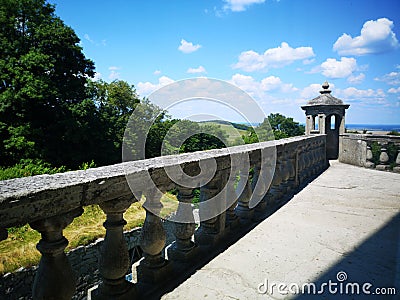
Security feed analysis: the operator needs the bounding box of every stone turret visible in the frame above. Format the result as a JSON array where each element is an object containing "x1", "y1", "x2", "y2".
[{"x1": 301, "y1": 81, "x2": 349, "y2": 159}]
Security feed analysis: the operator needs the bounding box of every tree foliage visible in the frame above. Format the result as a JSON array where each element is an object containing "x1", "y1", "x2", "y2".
[
  {"x1": 239, "y1": 113, "x2": 305, "y2": 144},
  {"x1": 266, "y1": 113, "x2": 305, "y2": 139},
  {"x1": 0, "y1": 0, "x2": 95, "y2": 167}
]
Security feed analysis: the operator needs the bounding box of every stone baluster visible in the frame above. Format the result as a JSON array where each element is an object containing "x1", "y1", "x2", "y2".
[
  {"x1": 287, "y1": 150, "x2": 296, "y2": 194},
  {"x1": 318, "y1": 140, "x2": 326, "y2": 172},
  {"x1": 305, "y1": 144, "x2": 313, "y2": 179},
  {"x1": 94, "y1": 199, "x2": 136, "y2": 299},
  {"x1": 265, "y1": 160, "x2": 282, "y2": 206},
  {"x1": 252, "y1": 163, "x2": 271, "y2": 220},
  {"x1": 301, "y1": 145, "x2": 309, "y2": 183},
  {"x1": 234, "y1": 168, "x2": 254, "y2": 224},
  {"x1": 280, "y1": 151, "x2": 291, "y2": 198},
  {"x1": 195, "y1": 171, "x2": 226, "y2": 246},
  {"x1": 308, "y1": 142, "x2": 315, "y2": 176},
  {"x1": 393, "y1": 148, "x2": 400, "y2": 173},
  {"x1": 29, "y1": 208, "x2": 83, "y2": 300},
  {"x1": 251, "y1": 165, "x2": 263, "y2": 217},
  {"x1": 137, "y1": 189, "x2": 169, "y2": 283},
  {"x1": 168, "y1": 186, "x2": 197, "y2": 261},
  {"x1": 298, "y1": 145, "x2": 306, "y2": 186},
  {"x1": 365, "y1": 144, "x2": 375, "y2": 168},
  {"x1": 276, "y1": 156, "x2": 287, "y2": 201},
  {"x1": 225, "y1": 170, "x2": 240, "y2": 229},
  {"x1": 376, "y1": 143, "x2": 390, "y2": 171},
  {"x1": 311, "y1": 142, "x2": 318, "y2": 176}
]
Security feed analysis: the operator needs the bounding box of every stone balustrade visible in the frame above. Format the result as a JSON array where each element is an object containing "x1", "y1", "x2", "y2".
[
  {"x1": 0, "y1": 135, "x2": 327, "y2": 300},
  {"x1": 339, "y1": 134, "x2": 400, "y2": 172}
]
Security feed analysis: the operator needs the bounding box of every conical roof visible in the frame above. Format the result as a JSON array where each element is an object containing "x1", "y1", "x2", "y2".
[{"x1": 306, "y1": 81, "x2": 344, "y2": 105}]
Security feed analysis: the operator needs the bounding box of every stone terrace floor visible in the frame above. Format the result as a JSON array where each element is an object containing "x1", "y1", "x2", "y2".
[{"x1": 162, "y1": 161, "x2": 400, "y2": 300}]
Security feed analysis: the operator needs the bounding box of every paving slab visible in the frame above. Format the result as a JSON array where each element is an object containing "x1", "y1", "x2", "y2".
[{"x1": 162, "y1": 161, "x2": 400, "y2": 299}]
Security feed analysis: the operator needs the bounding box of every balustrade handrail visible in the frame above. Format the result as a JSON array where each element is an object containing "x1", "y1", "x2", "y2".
[
  {"x1": 340, "y1": 133, "x2": 400, "y2": 144},
  {"x1": 0, "y1": 135, "x2": 319, "y2": 229},
  {"x1": 0, "y1": 134, "x2": 327, "y2": 300}
]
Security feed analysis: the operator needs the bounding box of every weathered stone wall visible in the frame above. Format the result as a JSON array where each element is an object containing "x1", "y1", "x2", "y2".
[
  {"x1": 339, "y1": 134, "x2": 367, "y2": 166},
  {"x1": 0, "y1": 222, "x2": 175, "y2": 300},
  {"x1": 339, "y1": 134, "x2": 400, "y2": 171}
]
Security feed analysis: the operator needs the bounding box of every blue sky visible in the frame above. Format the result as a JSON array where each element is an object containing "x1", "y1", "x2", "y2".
[{"x1": 50, "y1": 0, "x2": 400, "y2": 124}]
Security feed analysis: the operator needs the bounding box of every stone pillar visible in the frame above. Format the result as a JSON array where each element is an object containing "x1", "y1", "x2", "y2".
[
  {"x1": 252, "y1": 163, "x2": 272, "y2": 220},
  {"x1": 29, "y1": 208, "x2": 83, "y2": 300},
  {"x1": 310, "y1": 142, "x2": 318, "y2": 176},
  {"x1": 305, "y1": 115, "x2": 312, "y2": 135},
  {"x1": 305, "y1": 144, "x2": 313, "y2": 179},
  {"x1": 318, "y1": 114, "x2": 325, "y2": 133},
  {"x1": 195, "y1": 171, "x2": 226, "y2": 246},
  {"x1": 252, "y1": 165, "x2": 265, "y2": 214},
  {"x1": 94, "y1": 199, "x2": 136, "y2": 300},
  {"x1": 393, "y1": 149, "x2": 400, "y2": 173},
  {"x1": 365, "y1": 145, "x2": 375, "y2": 168},
  {"x1": 298, "y1": 145, "x2": 306, "y2": 186},
  {"x1": 137, "y1": 189, "x2": 169, "y2": 283},
  {"x1": 376, "y1": 143, "x2": 390, "y2": 171},
  {"x1": 234, "y1": 169, "x2": 254, "y2": 224},
  {"x1": 266, "y1": 156, "x2": 283, "y2": 204},
  {"x1": 225, "y1": 170, "x2": 240, "y2": 229},
  {"x1": 279, "y1": 155, "x2": 289, "y2": 197},
  {"x1": 287, "y1": 150, "x2": 296, "y2": 193},
  {"x1": 339, "y1": 115, "x2": 346, "y2": 135},
  {"x1": 168, "y1": 186, "x2": 197, "y2": 261}
]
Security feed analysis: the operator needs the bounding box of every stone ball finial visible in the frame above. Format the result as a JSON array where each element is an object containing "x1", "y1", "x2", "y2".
[{"x1": 320, "y1": 81, "x2": 331, "y2": 94}]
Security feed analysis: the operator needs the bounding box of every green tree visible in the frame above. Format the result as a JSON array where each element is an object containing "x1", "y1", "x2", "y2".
[
  {"x1": 239, "y1": 113, "x2": 305, "y2": 144},
  {"x1": 86, "y1": 79, "x2": 140, "y2": 165},
  {"x1": 265, "y1": 113, "x2": 304, "y2": 139},
  {"x1": 0, "y1": 0, "x2": 95, "y2": 167}
]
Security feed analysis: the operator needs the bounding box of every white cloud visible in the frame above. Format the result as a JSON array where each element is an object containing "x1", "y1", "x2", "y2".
[
  {"x1": 223, "y1": 0, "x2": 265, "y2": 12},
  {"x1": 153, "y1": 70, "x2": 161, "y2": 75},
  {"x1": 230, "y1": 73, "x2": 297, "y2": 99},
  {"x1": 300, "y1": 83, "x2": 325, "y2": 99},
  {"x1": 319, "y1": 57, "x2": 357, "y2": 78},
  {"x1": 233, "y1": 42, "x2": 315, "y2": 72},
  {"x1": 303, "y1": 58, "x2": 315, "y2": 65},
  {"x1": 178, "y1": 39, "x2": 201, "y2": 53},
  {"x1": 347, "y1": 73, "x2": 365, "y2": 84},
  {"x1": 84, "y1": 34, "x2": 94, "y2": 44},
  {"x1": 187, "y1": 66, "x2": 207, "y2": 74},
  {"x1": 333, "y1": 18, "x2": 400, "y2": 56},
  {"x1": 136, "y1": 76, "x2": 175, "y2": 97},
  {"x1": 388, "y1": 87, "x2": 400, "y2": 93},
  {"x1": 108, "y1": 66, "x2": 121, "y2": 80},
  {"x1": 84, "y1": 34, "x2": 106, "y2": 47},
  {"x1": 374, "y1": 71, "x2": 400, "y2": 86},
  {"x1": 335, "y1": 87, "x2": 386, "y2": 104}
]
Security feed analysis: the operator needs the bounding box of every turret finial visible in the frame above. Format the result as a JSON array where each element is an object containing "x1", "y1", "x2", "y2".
[{"x1": 320, "y1": 81, "x2": 331, "y2": 94}]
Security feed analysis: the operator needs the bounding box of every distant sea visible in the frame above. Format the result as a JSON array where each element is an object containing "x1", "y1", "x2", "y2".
[
  {"x1": 239, "y1": 122, "x2": 400, "y2": 132},
  {"x1": 345, "y1": 124, "x2": 400, "y2": 132}
]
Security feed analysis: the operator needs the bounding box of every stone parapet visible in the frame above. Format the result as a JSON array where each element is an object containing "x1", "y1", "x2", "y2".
[
  {"x1": 339, "y1": 134, "x2": 400, "y2": 172},
  {"x1": 0, "y1": 135, "x2": 327, "y2": 299}
]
